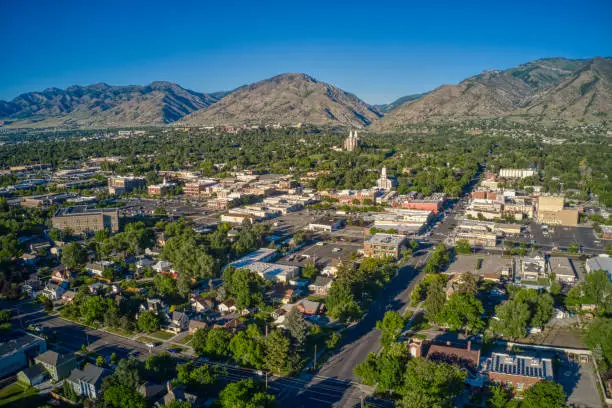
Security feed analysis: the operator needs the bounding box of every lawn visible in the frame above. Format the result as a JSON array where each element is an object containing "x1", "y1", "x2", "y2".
[
  {"x1": 149, "y1": 330, "x2": 175, "y2": 341},
  {"x1": 177, "y1": 334, "x2": 193, "y2": 344},
  {"x1": 105, "y1": 327, "x2": 133, "y2": 337},
  {"x1": 0, "y1": 383, "x2": 38, "y2": 407},
  {"x1": 136, "y1": 335, "x2": 160, "y2": 344}
]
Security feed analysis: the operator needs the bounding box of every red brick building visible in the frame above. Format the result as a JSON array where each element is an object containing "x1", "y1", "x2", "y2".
[{"x1": 481, "y1": 353, "x2": 554, "y2": 393}]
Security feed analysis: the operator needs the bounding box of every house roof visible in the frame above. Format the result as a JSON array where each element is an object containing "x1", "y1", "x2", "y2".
[
  {"x1": 311, "y1": 276, "x2": 333, "y2": 287},
  {"x1": 67, "y1": 364, "x2": 109, "y2": 386},
  {"x1": 299, "y1": 299, "x2": 322, "y2": 312},
  {"x1": 426, "y1": 342, "x2": 481, "y2": 370},
  {"x1": 20, "y1": 363, "x2": 46, "y2": 379}
]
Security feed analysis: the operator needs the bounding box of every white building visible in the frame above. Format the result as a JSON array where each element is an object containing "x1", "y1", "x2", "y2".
[
  {"x1": 499, "y1": 168, "x2": 536, "y2": 179},
  {"x1": 376, "y1": 167, "x2": 395, "y2": 191}
]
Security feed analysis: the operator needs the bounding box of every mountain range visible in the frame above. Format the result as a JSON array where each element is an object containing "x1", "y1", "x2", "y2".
[{"x1": 1, "y1": 57, "x2": 610, "y2": 129}]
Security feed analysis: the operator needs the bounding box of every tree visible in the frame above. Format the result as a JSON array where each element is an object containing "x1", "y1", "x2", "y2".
[
  {"x1": 400, "y1": 358, "x2": 466, "y2": 408},
  {"x1": 354, "y1": 352, "x2": 379, "y2": 386},
  {"x1": 145, "y1": 352, "x2": 177, "y2": 382},
  {"x1": 264, "y1": 329, "x2": 293, "y2": 374},
  {"x1": 440, "y1": 293, "x2": 484, "y2": 334},
  {"x1": 152, "y1": 274, "x2": 178, "y2": 298},
  {"x1": 376, "y1": 311, "x2": 406, "y2": 347},
  {"x1": 376, "y1": 343, "x2": 408, "y2": 394},
  {"x1": 521, "y1": 380, "x2": 566, "y2": 408},
  {"x1": 163, "y1": 402, "x2": 192, "y2": 408},
  {"x1": 204, "y1": 327, "x2": 233, "y2": 358},
  {"x1": 137, "y1": 310, "x2": 160, "y2": 333},
  {"x1": 456, "y1": 272, "x2": 478, "y2": 295},
  {"x1": 229, "y1": 330, "x2": 265, "y2": 368},
  {"x1": 61, "y1": 242, "x2": 87, "y2": 269},
  {"x1": 424, "y1": 279, "x2": 446, "y2": 323},
  {"x1": 455, "y1": 239, "x2": 472, "y2": 255},
  {"x1": 486, "y1": 385, "x2": 512, "y2": 408},
  {"x1": 530, "y1": 294, "x2": 554, "y2": 329},
  {"x1": 177, "y1": 362, "x2": 218, "y2": 391},
  {"x1": 223, "y1": 267, "x2": 265, "y2": 309},
  {"x1": 491, "y1": 300, "x2": 531, "y2": 340},
  {"x1": 96, "y1": 355, "x2": 105, "y2": 366},
  {"x1": 218, "y1": 379, "x2": 276, "y2": 408},
  {"x1": 326, "y1": 281, "x2": 362, "y2": 322},
  {"x1": 326, "y1": 331, "x2": 341, "y2": 349},
  {"x1": 584, "y1": 317, "x2": 612, "y2": 370},
  {"x1": 301, "y1": 262, "x2": 318, "y2": 280},
  {"x1": 285, "y1": 308, "x2": 307, "y2": 345},
  {"x1": 584, "y1": 270, "x2": 612, "y2": 312},
  {"x1": 110, "y1": 352, "x2": 118, "y2": 365},
  {"x1": 103, "y1": 385, "x2": 146, "y2": 408},
  {"x1": 191, "y1": 328, "x2": 209, "y2": 356}
]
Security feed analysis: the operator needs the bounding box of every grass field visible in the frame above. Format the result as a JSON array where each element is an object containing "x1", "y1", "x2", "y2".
[
  {"x1": 149, "y1": 330, "x2": 175, "y2": 340},
  {"x1": 0, "y1": 383, "x2": 38, "y2": 407}
]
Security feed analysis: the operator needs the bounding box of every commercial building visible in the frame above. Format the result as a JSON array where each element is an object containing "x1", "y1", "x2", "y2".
[
  {"x1": 147, "y1": 182, "x2": 177, "y2": 196},
  {"x1": 51, "y1": 206, "x2": 119, "y2": 234},
  {"x1": 184, "y1": 179, "x2": 218, "y2": 197},
  {"x1": 537, "y1": 196, "x2": 578, "y2": 227},
  {"x1": 548, "y1": 257, "x2": 576, "y2": 284},
  {"x1": 0, "y1": 331, "x2": 47, "y2": 375},
  {"x1": 107, "y1": 176, "x2": 146, "y2": 195},
  {"x1": 481, "y1": 353, "x2": 553, "y2": 392},
  {"x1": 392, "y1": 193, "x2": 446, "y2": 214},
  {"x1": 586, "y1": 254, "x2": 612, "y2": 281},
  {"x1": 518, "y1": 256, "x2": 547, "y2": 281},
  {"x1": 498, "y1": 168, "x2": 537, "y2": 179},
  {"x1": 453, "y1": 231, "x2": 497, "y2": 248},
  {"x1": 364, "y1": 233, "x2": 408, "y2": 259},
  {"x1": 21, "y1": 193, "x2": 74, "y2": 208},
  {"x1": 307, "y1": 217, "x2": 346, "y2": 232}
]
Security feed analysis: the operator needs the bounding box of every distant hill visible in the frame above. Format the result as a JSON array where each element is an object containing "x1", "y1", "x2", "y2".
[
  {"x1": 372, "y1": 57, "x2": 611, "y2": 129},
  {"x1": 2, "y1": 57, "x2": 610, "y2": 130},
  {"x1": 374, "y1": 92, "x2": 429, "y2": 113},
  {"x1": 0, "y1": 82, "x2": 225, "y2": 128},
  {"x1": 180, "y1": 73, "x2": 382, "y2": 128}
]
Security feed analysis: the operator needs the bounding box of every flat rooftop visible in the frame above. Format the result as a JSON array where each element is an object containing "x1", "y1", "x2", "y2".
[
  {"x1": 54, "y1": 205, "x2": 118, "y2": 216},
  {"x1": 0, "y1": 331, "x2": 45, "y2": 358},
  {"x1": 365, "y1": 233, "x2": 406, "y2": 246}
]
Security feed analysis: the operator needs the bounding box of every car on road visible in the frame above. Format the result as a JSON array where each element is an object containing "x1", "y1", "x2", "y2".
[
  {"x1": 332, "y1": 247, "x2": 342, "y2": 252},
  {"x1": 255, "y1": 370, "x2": 264, "y2": 376}
]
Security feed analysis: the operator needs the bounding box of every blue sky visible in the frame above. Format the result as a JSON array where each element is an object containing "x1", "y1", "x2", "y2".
[{"x1": 1, "y1": 0, "x2": 611, "y2": 104}]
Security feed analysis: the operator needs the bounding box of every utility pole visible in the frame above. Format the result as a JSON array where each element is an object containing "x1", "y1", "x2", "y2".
[
  {"x1": 313, "y1": 344, "x2": 317, "y2": 370},
  {"x1": 265, "y1": 371, "x2": 268, "y2": 390},
  {"x1": 360, "y1": 395, "x2": 365, "y2": 408}
]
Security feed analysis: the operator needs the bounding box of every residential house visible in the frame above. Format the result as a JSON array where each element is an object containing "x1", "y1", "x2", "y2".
[
  {"x1": 218, "y1": 300, "x2": 237, "y2": 314},
  {"x1": 42, "y1": 282, "x2": 66, "y2": 301},
  {"x1": 17, "y1": 364, "x2": 47, "y2": 386},
  {"x1": 165, "y1": 311, "x2": 189, "y2": 333},
  {"x1": 481, "y1": 352, "x2": 554, "y2": 392},
  {"x1": 308, "y1": 276, "x2": 334, "y2": 296},
  {"x1": 191, "y1": 296, "x2": 215, "y2": 313},
  {"x1": 35, "y1": 350, "x2": 77, "y2": 381},
  {"x1": 140, "y1": 298, "x2": 168, "y2": 315},
  {"x1": 50, "y1": 265, "x2": 73, "y2": 284},
  {"x1": 66, "y1": 364, "x2": 110, "y2": 400},
  {"x1": 86, "y1": 261, "x2": 114, "y2": 277},
  {"x1": 61, "y1": 290, "x2": 77, "y2": 303},
  {"x1": 160, "y1": 381, "x2": 199, "y2": 407},
  {"x1": 297, "y1": 300, "x2": 324, "y2": 315},
  {"x1": 425, "y1": 341, "x2": 481, "y2": 373},
  {"x1": 152, "y1": 260, "x2": 173, "y2": 274},
  {"x1": 188, "y1": 320, "x2": 208, "y2": 334}
]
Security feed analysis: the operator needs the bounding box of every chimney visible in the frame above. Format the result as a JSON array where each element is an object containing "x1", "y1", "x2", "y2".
[{"x1": 467, "y1": 340, "x2": 472, "y2": 351}]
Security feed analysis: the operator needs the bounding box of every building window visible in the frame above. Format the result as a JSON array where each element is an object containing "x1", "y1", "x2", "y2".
[{"x1": 517, "y1": 383, "x2": 524, "y2": 391}]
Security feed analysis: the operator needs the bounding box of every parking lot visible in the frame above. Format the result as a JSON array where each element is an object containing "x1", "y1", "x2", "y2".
[
  {"x1": 278, "y1": 240, "x2": 363, "y2": 268},
  {"x1": 530, "y1": 222, "x2": 603, "y2": 254}
]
